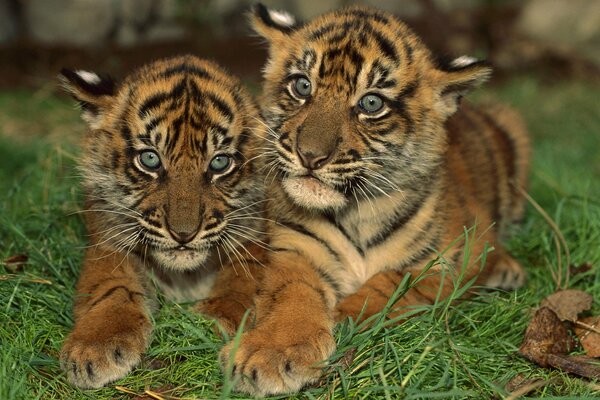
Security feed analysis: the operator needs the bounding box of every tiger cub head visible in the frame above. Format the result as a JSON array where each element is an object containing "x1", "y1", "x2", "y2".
[
  {"x1": 251, "y1": 5, "x2": 491, "y2": 211},
  {"x1": 61, "y1": 56, "x2": 264, "y2": 271}
]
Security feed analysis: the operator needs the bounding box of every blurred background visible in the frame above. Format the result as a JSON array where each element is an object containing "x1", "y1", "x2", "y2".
[
  {"x1": 0, "y1": 0, "x2": 598, "y2": 89},
  {"x1": 0, "y1": 2, "x2": 599, "y2": 398}
]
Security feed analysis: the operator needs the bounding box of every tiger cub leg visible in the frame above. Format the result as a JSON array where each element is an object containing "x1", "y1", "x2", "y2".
[
  {"x1": 482, "y1": 246, "x2": 526, "y2": 290},
  {"x1": 337, "y1": 247, "x2": 526, "y2": 323},
  {"x1": 195, "y1": 251, "x2": 265, "y2": 336},
  {"x1": 219, "y1": 251, "x2": 336, "y2": 396},
  {"x1": 60, "y1": 246, "x2": 153, "y2": 389},
  {"x1": 335, "y1": 270, "x2": 457, "y2": 323}
]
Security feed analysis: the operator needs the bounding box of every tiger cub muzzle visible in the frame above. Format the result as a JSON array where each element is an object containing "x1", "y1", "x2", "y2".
[
  {"x1": 295, "y1": 106, "x2": 343, "y2": 171},
  {"x1": 282, "y1": 102, "x2": 350, "y2": 210}
]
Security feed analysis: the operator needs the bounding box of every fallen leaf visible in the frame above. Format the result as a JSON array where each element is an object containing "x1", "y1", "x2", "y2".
[
  {"x1": 546, "y1": 354, "x2": 600, "y2": 379},
  {"x1": 575, "y1": 316, "x2": 600, "y2": 357},
  {"x1": 2, "y1": 253, "x2": 28, "y2": 273},
  {"x1": 519, "y1": 307, "x2": 575, "y2": 367},
  {"x1": 569, "y1": 262, "x2": 593, "y2": 277},
  {"x1": 540, "y1": 289, "x2": 592, "y2": 322}
]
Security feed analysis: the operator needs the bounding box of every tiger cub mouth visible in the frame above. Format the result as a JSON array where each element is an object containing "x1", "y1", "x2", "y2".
[
  {"x1": 282, "y1": 175, "x2": 347, "y2": 211},
  {"x1": 150, "y1": 246, "x2": 209, "y2": 271}
]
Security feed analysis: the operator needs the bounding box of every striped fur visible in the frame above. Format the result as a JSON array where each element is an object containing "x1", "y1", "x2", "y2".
[
  {"x1": 220, "y1": 5, "x2": 530, "y2": 396},
  {"x1": 59, "y1": 56, "x2": 267, "y2": 388}
]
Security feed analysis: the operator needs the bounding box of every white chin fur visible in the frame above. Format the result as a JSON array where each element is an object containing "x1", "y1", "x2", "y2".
[
  {"x1": 151, "y1": 248, "x2": 209, "y2": 271},
  {"x1": 282, "y1": 176, "x2": 347, "y2": 211}
]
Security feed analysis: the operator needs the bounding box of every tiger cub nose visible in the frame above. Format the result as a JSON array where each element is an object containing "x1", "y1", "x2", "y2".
[
  {"x1": 297, "y1": 147, "x2": 334, "y2": 170},
  {"x1": 168, "y1": 227, "x2": 199, "y2": 244}
]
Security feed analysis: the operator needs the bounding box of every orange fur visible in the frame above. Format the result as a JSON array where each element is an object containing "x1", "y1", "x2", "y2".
[
  {"x1": 59, "y1": 56, "x2": 267, "y2": 388},
  {"x1": 220, "y1": 5, "x2": 530, "y2": 396}
]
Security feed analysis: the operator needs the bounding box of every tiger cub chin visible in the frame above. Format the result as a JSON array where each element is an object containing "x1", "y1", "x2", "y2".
[
  {"x1": 59, "y1": 55, "x2": 267, "y2": 389},
  {"x1": 219, "y1": 5, "x2": 530, "y2": 396}
]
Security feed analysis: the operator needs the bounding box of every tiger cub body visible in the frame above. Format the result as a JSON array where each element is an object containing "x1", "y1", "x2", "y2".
[
  {"x1": 59, "y1": 56, "x2": 266, "y2": 388},
  {"x1": 220, "y1": 5, "x2": 530, "y2": 396}
]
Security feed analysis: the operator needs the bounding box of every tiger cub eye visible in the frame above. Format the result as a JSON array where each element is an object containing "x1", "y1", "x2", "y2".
[
  {"x1": 209, "y1": 154, "x2": 232, "y2": 173},
  {"x1": 139, "y1": 150, "x2": 161, "y2": 170},
  {"x1": 358, "y1": 94, "x2": 384, "y2": 114},
  {"x1": 293, "y1": 77, "x2": 312, "y2": 98}
]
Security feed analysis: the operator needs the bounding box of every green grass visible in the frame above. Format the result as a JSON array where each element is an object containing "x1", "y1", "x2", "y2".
[{"x1": 1, "y1": 76, "x2": 599, "y2": 399}]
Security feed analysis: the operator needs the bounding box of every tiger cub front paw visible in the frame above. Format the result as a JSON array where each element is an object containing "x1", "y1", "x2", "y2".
[
  {"x1": 60, "y1": 311, "x2": 152, "y2": 389},
  {"x1": 220, "y1": 324, "x2": 335, "y2": 396}
]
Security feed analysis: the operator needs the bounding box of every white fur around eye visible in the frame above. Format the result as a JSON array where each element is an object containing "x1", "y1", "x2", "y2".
[
  {"x1": 268, "y1": 9, "x2": 296, "y2": 27},
  {"x1": 75, "y1": 70, "x2": 101, "y2": 84},
  {"x1": 450, "y1": 56, "x2": 478, "y2": 68}
]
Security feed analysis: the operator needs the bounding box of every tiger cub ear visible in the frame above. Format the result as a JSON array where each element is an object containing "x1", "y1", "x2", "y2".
[
  {"x1": 432, "y1": 56, "x2": 492, "y2": 118},
  {"x1": 59, "y1": 68, "x2": 116, "y2": 129},
  {"x1": 249, "y1": 3, "x2": 298, "y2": 44}
]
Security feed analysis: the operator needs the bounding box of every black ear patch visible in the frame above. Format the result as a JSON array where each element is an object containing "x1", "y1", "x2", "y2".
[
  {"x1": 253, "y1": 3, "x2": 298, "y2": 33},
  {"x1": 59, "y1": 68, "x2": 116, "y2": 98},
  {"x1": 59, "y1": 68, "x2": 117, "y2": 126}
]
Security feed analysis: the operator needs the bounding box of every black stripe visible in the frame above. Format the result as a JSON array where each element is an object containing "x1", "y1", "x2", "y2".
[
  {"x1": 369, "y1": 27, "x2": 398, "y2": 62},
  {"x1": 349, "y1": 48, "x2": 365, "y2": 91},
  {"x1": 469, "y1": 110, "x2": 500, "y2": 223},
  {"x1": 279, "y1": 221, "x2": 341, "y2": 263},
  {"x1": 158, "y1": 64, "x2": 210, "y2": 80},
  {"x1": 481, "y1": 113, "x2": 516, "y2": 182},
  {"x1": 206, "y1": 93, "x2": 233, "y2": 122},
  {"x1": 323, "y1": 212, "x2": 364, "y2": 257},
  {"x1": 366, "y1": 194, "x2": 430, "y2": 248},
  {"x1": 315, "y1": 268, "x2": 341, "y2": 295},
  {"x1": 308, "y1": 23, "x2": 336, "y2": 40},
  {"x1": 138, "y1": 92, "x2": 170, "y2": 118},
  {"x1": 89, "y1": 285, "x2": 144, "y2": 308}
]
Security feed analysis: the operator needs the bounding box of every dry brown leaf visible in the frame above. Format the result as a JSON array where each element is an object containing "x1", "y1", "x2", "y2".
[
  {"x1": 2, "y1": 253, "x2": 28, "y2": 273},
  {"x1": 540, "y1": 289, "x2": 592, "y2": 322},
  {"x1": 519, "y1": 307, "x2": 575, "y2": 367},
  {"x1": 570, "y1": 262, "x2": 593, "y2": 277},
  {"x1": 575, "y1": 316, "x2": 600, "y2": 357}
]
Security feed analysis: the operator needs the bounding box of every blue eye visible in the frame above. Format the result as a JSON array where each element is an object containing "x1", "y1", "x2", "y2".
[
  {"x1": 293, "y1": 77, "x2": 312, "y2": 98},
  {"x1": 209, "y1": 155, "x2": 232, "y2": 173},
  {"x1": 358, "y1": 94, "x2": 384, "y2": 114},
  {"x1": 139, "y1": 150, "x2": 161, "y2": 170}
]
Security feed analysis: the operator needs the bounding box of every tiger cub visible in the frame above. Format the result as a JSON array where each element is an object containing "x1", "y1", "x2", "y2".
[
  {"x1": 59, "y1": 55, "x2": 266, "y2": 388},
  {"x1": 219, "y1": 5, "x2": 530, "y2": 396}
]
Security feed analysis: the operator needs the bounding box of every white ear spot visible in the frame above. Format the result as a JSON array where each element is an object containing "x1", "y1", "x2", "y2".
[
  {"x1": 450, "y1": 56, "x2": 478, "y2": 68},
  {"x1": 268, "y1": 9, "x2": 296, "y2": 27},
  {"x1": 76, "y1": 70, "x2": 101, "y2": 85}
]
